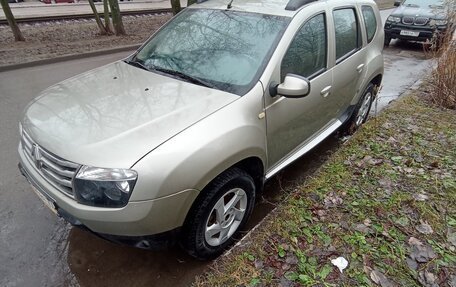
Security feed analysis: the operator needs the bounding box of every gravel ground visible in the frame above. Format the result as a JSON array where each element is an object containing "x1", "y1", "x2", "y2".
[{"x1": 0, "y1": 14, "x2": 171, "y2": 66}]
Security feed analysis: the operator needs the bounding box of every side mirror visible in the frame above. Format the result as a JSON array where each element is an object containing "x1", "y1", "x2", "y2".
[
  {"x1": 394, "y1": 0, "x2": 401, "y2": 7},
  {"x1": 276, "y1": 74, "x2": 311, "y2": 98}
]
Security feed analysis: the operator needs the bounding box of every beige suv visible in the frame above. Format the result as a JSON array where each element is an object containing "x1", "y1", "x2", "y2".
[{"x1": 18, "y1": 0, "x2": 384, "y2": 259}]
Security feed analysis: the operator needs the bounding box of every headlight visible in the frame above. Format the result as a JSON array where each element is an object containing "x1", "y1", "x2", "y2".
[
  {"x1": 387, "y1": 16, "x2": 401, "y2": 23},
  {"x1": 432, "y1": 19, "x2": 447, "y2": 26},
  {"x1": 73, "y1": 166, "x2": 138, "y2": 208}
]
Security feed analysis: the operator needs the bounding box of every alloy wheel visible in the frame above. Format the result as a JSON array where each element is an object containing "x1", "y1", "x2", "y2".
[
  {"x1": 204, "y1": 188, "x2": 247, "y2": 247},
  {"x1": 355, "y1": 92, "x2": 372, "y2": 127}
]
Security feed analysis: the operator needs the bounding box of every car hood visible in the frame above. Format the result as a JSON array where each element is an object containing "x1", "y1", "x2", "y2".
[
  {"x1": 22, "y1": 61, "x2": 239, "y2": 168},
  {"x1": 392, "y1": 5, "x2": 445, "y2": 19}
]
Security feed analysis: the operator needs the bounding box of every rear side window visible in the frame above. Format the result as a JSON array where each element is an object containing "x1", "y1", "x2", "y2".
[
  {"x1": 333, "y1": 8, "x2": 361, "y2": 61},
  {"x1": 281, "y1": 13, "x2": 327, "y2": 80},
  {"x1": 362, "y1": 6, "x2": 377, "y2": 43}
]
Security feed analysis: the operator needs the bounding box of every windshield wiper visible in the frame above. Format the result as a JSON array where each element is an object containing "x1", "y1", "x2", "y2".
[
  {"x1": 124, "y1": 59, "x2": 150, "y2": 71},
  {"x1": 151, "y1": 66, "x2": 215, "y2": 88}
]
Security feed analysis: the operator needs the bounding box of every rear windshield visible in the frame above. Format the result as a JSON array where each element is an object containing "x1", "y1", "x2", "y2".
[{"x1": 134, "y1": 9, "x2": 290, "y2": 95}]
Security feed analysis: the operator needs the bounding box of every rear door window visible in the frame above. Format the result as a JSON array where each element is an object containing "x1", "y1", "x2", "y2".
[
  {"x1": 362, "y1": 6, "x2": 377, "y2": 43},
  {"x1": 333, "y1": 8, "x2": 361, "y2": 61}
]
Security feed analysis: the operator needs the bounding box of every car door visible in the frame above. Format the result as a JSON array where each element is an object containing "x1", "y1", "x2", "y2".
[
  {"x1": 330, "y1": 7, "x2": 368, "y2": 112},
  {"x1": 265, "y1": 12, "x2": 335, "y2": 168}
]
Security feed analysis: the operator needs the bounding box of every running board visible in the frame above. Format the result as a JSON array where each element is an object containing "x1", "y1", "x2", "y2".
[{"x1": 265, "y1": 120, "x2": 343, "y2": 180}]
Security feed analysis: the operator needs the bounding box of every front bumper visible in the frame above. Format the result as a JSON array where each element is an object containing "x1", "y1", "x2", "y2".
[
  {"x1": 18, "y1": 144, "x2": 199, "y2": 238},
  {"x1": 384, "y1": 22, "x2": 448, "y2": 42}
]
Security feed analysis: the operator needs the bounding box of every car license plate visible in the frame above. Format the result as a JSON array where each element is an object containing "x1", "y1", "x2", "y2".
[
  {"x1": 400, "y1": 30, "x2": 420, "y2": 37},
  {"x1": 31, "y1": 185, "x2": 57, "y2": 215}
]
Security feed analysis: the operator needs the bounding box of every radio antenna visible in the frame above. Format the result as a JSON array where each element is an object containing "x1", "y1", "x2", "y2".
[{"x1": 227, "y1": 0, "x2": 234, "y2": 9}]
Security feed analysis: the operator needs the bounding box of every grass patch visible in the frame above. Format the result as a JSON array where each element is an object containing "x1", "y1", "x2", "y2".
[{"x1": 194, "y1": 91, "x2": 456, "y2": 286}]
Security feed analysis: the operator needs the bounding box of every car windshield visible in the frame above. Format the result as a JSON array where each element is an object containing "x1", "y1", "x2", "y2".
[
  {"x1": 402, "y1": 0, "x2": 444, "y2": 8},
  {"x1": 132, "y1": 9, "x2": 290, "y2": 95}
]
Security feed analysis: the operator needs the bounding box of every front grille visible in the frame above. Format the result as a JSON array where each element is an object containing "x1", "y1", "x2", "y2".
[
  {"x1": 21, "y1": 130, "x2": 80, "y2": 197},
  {"x1": 402, "y1": 16, "x2": 429, "y2": 26},
  {"x1": 414, "y1": 17, "x2": 429, "y2": 26},
  {"x1": 403, "y1": 16, "x2": 414, "y2": 25}
]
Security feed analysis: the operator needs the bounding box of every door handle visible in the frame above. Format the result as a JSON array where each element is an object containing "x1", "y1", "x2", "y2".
[
  {"x1": 320, "y1": 86, "x2": 332, "y2": 98},
  {"x1": 356, "y1": 64, "x2": 365, "y2": 73}
]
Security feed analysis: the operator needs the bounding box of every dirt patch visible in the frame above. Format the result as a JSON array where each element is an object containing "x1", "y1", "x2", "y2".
[{"x1": 0, "y1": 14, "x2": 171, "y2": 66}]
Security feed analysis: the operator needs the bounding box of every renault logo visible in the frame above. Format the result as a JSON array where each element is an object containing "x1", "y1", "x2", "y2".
[{"x1": 31, "y1": 144, "x2": 43, "y2": 169}]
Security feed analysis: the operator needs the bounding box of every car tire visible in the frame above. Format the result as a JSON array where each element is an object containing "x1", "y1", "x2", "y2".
[
  {"x1": 341, "y1": 83, "x2": 374, "y2": 136},
  {"x1": 181, "y1": 167, "x2": 256, "y2": 260},
  {"x1": 384, "y1": 35, "x2": 391, "y2": 47}
]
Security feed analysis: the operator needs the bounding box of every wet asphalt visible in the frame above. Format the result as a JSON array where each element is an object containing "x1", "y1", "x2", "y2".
[{"x1": 0, "y1": 9, "x2": 434, "y2": 287}]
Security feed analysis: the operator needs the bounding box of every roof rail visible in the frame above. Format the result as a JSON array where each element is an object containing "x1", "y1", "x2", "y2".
[{"x1": 285, "y1": 0, "x2": 318, "y2": 11}]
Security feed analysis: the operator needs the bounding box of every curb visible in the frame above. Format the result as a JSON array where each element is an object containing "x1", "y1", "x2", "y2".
[{"x1": 0, "y1": 44, "x2": 140, "y2": 72}]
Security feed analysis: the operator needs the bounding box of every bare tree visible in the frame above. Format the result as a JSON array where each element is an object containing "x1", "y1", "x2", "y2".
[
  {"x1": 170, "y1": 0, "x2": 181, "y2": 15},
  {"x1": 103, "y1": 0, "x2": 113, "y2": 34},
  {"x1": 88, "y1": 0, "x2": 108, "y2": 35},
  {"x1": 108, "y1": 0, "x2": 126, "y2": 35},
  {"x1": 0, "y1": 0, "x2": 25, "y2": 41}
]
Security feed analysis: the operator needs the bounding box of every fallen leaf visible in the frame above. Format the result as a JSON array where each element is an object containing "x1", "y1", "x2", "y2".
[
  {"x1": 327, "y1": 245, "x2": 336, "y2": 252},
  {"x1": 363, "y1": 155, "x2": 373, "y2": 162},
  {"x1": 254, "y1": 259, "x2": 264, "y2": 269},
  {"x1": 403, "y1": 167, "x2": 413, "y2": 173},
  {"x1": 413, "y1": 193, "x2": 429, "y2": 201},
  {"x1": 316, "y1": 209, "x2": 327, "y2": 218},
  {"x1": 281, "y1": 263, "x2": 291, "y2": 271},
  {"x1": 418, "y1": 270, "x2": 439, "y2": 287},
  {"x1": 449, "y1": 275, "x2": 456, "y2": 287},
  {"x1": 448, "y1": 232, "x2": 456, "y2": 248},
  {"x1": 378, "y1": 178, "x2": 394, "y2": 191},
  {"x1": 430, "y1": 161, "x2": 439, "y2": 168},
  {"x1": 285, "y1": 255, "x2": 298, "y2": 266},
  {"x1": 416, "y1": 221, "x2": 434, "y2": 235},
  {"x1": 408, "y1": 237, "x2": 422, "y2": 246},
  {"x1": 386, "y1": 136, "x2": 397, "y2": 143},
  {"x1": 408, "y1": 237, "x2": 437, "y2": 263},
  {"x1": 370, "y1": 268, "x2": 395, "y2": 287},
  {"x1": 391, "y1": 156, "x2": 403, "y2": 163},
  {"x1": 324, "y1": 192, "x2": 343, "y2": 208},
  {"x1": 407, "y1": 124, "x2": 419, "y2": 132},
  {"x1": 368, "y1": 158, "x2": 384, "y2": 166},
  {"x1": 413, "y1": 154, "x2": 424, "y2": 163},
  {"x1": 406, "y1": 257, "x2": 418, "y2": 270},
  {"x1": 395, "y1": 216, "x2": 410, "y2": 227},
  {"x1": 353, "y1": 223, "x2": 373, "y2": 234},
  {"x1": 278, "y1": 279, "x2": 294, "y2": 287}
]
